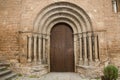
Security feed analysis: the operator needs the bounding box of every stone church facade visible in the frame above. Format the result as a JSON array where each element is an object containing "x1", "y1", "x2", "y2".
[{"x1": 0, "y1": 0, "x2": 120, "y2": 78}]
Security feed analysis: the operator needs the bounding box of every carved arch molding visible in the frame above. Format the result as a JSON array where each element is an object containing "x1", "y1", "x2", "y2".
[{"x1": 21, "y1": 2, "x2": 101, "y2": 72}]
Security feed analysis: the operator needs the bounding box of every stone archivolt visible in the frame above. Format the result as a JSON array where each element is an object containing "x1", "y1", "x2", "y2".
[{"x1": 34, "y1": 2, "x2": 92, "y2": 33}]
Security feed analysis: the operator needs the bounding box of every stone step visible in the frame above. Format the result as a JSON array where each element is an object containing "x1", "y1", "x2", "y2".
[
  {"x1": 0, "y1": 66, "x2": 6, "y2": 71},
  {"x1": 0, "y1": 70, "x2": 11, "y2": 76},
  {"x1": 0, "y1": 72, "x2": 17, "y2": 80},
  {"x1": 0, "y1": 63, "x2": 10, "y2": 66},
  {"x1": 0, "y1": 62, "x2": 17, "y2": 79}
]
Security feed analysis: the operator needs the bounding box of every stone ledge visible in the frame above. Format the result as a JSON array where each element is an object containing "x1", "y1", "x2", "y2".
[{"x1": 76, "y1": 65, "x2": 96, "y2": 69}]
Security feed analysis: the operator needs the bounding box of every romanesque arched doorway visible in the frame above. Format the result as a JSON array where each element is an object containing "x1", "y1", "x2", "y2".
[
  {"x1": 50, "y1": 23, "x2": 74, "y2": 72},
  {"x1": 24, "y1": 2, "x2": 100, "y2": 74}
]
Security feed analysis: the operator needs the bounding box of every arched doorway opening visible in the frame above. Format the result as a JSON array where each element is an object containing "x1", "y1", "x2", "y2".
[{"x1": 50, "y1": 23, "x2": 74, "y2": 72}]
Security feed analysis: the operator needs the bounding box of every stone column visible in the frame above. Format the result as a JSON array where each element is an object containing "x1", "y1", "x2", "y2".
[
  {"x1": 47, "y1": 34, "x2": 50, "y2": 71},
  {"x1": 46, "y1": 34, "x2": 50, "y2": 64},
  {"x1": 27, "y1": 35, "x2": 32, "y2": 62},
  {"x1": 78, "y1": 34, "x2": 83, "y2": 65},
  {"x1": 88, "y1": 33, "x2": 93, "y2": 63},
  {"x1": 42, "y1": 34, "x2": 46, "y2": 64},
  {"x1": 94, "y1": 34, "x2": 99, "y2": 62},
  {"x1": 38, "y1": 34, "x2": 42, "y2": 64},
  {"x1": 83, "y1": 33, "x2": 88, "y2": 65},
  {"x1": 74, "y1": 34, "x2": 78, "y2": 70},
  {"x1": 33, "y1": 34, "x2": 37, "y2": 62}
]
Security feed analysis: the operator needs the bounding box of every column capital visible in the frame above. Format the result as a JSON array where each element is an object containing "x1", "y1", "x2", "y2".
[
  {"x1": 46, "y1": 34, "x2": 50, "y2": 39},
  {"x1": 78, "y1": 33, "x2": 82, "y2": 38},
  {"x1": 28, "y1": 35, "x2": 32, "y2": 38},
  {"x1": 73, "y1": 33, "x2": 78, "y2": 37},
  {"x1": 42, "y1": 34, "x2": 47, "y2": 39},
  {"x1": 33, "y1": 34, "x2": 38, "y2": 37},
  {"x1": 27, "y1": 33, "x2": 33, "y2": 37},
  {"x1": 83, "y1": 33, "x2": 87, "y2": 37},
  {"x1": 38, "y1": 34, "x2": 42, "y2": 39},
  {"x1": 87, "y1": 33, "x2": 92, "y2": 37},
  {"x1": 73, "y1": 33, "x2": 78, "y2": 36}
]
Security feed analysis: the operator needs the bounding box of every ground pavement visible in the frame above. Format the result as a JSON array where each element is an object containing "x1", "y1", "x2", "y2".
[{"x1": 13, "y1": 72, "x2": 99, "y2": 80}]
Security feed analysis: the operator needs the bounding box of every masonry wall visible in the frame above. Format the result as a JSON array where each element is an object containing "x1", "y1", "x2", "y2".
[
  {"x1": 104, "y1": 0, "x2": 120, "y2": 66},
  {"x1": 0, "y1": 0, "x2": 120, "y2": 66},
  {"x1": 0, "y1": 0, "x2": 21, "y2": 61}
]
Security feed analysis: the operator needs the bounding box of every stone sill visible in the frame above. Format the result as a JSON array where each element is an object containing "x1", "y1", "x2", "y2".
[{"x1": 76, "y1": 65, "x2": 96, "y2": 69}]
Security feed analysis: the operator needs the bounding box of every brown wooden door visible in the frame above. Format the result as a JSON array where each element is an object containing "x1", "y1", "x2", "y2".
[{"x1": 50, "y1": 23, "x2": 74, "y2": 72}]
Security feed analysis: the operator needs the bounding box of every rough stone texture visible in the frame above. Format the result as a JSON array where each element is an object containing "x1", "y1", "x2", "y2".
[
  {"x1": 0, "y1": 0, "x2": 120, "y2": 78},
  {"x1": 10, "y1": 62, "x2": 48, "y2": 77}
]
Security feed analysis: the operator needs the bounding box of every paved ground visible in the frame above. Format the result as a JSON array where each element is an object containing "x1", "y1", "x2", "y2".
[
  {"x1": 13, "y1": 72, "x2": 92, "y2": 80},
  {"x1": 40, "y1": 72, "x2": 83, "y2": 80}
]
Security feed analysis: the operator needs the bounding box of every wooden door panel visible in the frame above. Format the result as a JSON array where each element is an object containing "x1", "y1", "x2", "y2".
[{"x1": 50, "y1": 23, "x2": 74, "y2": 72}]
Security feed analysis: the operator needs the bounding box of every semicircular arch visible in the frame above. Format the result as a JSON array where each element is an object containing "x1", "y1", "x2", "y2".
[
  {"x1": 46, "y1": 18, "x2": 78, "y2": 34},
  {"x1": 34, "y1": 2, "x2": 93, "y2": 33}
]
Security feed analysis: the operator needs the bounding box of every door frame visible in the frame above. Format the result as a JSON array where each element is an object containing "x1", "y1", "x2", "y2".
[
  {"x1": 49, "y1": 23, "x2": 75, "y2": 72},
  {"x1": 47, "y1": 23, "x2": 77, "y2": 72}
]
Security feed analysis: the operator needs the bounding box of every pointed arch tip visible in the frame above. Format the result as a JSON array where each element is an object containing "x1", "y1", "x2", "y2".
[{"x1": 34, "y1": 1, "x2": 93, "y2": 34}]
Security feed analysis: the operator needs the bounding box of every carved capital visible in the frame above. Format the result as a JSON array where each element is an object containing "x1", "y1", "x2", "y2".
[
  {"x1": 87, "y1": 32, "x2": 92, "y2": 37},
  {"x1": 38, "y1": 34, "x2": 42, "y2": 39},
  {"x1": 42, "y1": 34, "x2": 47, "y2": 39},
  {"x1": 78, "y1": 33, "x2": 82, "y2": 38},
  {"x1": 46, "y1": 34, "x2": 50, "y2": 39},
  {"x1": 28, "y1": 34, "x2": 32, "y2": 38},
  {"x1": 33, "y1": 34, "x2": 38, "y2": 38},
  {"x1": 83, "y1": 33, "x2": 87, "y2": 38}
]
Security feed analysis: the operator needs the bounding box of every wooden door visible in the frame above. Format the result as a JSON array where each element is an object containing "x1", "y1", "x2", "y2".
[{"x1": 50, "y1": 23, "x2": 74, "y2": 72}]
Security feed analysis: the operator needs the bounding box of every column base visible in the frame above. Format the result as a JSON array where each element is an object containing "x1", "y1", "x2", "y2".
[
  {"x1": 42, "y1": 58, "x2": 47, "y2": 64},
  {"x1": 38, "y1": 61, "x2": 42, "y2": 65},
  {"x1": 89, "y1": 61, "x2": 94, "y2": 66},
  {"x1": 83, "y1": 59, "x2": 89, "y2": 66},
  {"x1": 79, "y1": 58, "x2": 83, "y2": 65},
  {"x1": 28, "y1": 59, "x2": 32, "y2": 62},
  {"x1": 95, "y1": 59, "x2": 99, "y2": 62},
  {"x1": 33, "y1": 59, "x2": 37, "y2": 64}
]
